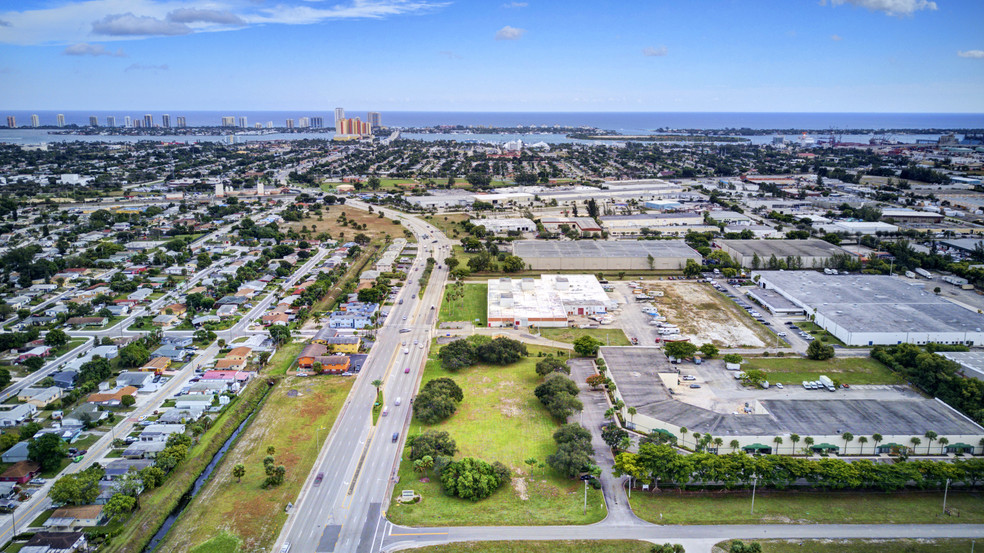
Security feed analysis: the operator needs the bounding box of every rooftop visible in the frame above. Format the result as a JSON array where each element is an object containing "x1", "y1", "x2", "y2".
[
  {"x1": 717, "y1": 239, "x2": 851, "y2": 258},
  {"x1": 513, "y1": 240, "x2": 700, "y2": 259}
]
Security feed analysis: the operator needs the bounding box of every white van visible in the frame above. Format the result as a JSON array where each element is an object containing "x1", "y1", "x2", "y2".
[
  {"x1": 395, "y1": 397, "x2": 402, "y2": 406},
  {"x1": 382, "y1": 407, "x2": 389, "y2": 417}
]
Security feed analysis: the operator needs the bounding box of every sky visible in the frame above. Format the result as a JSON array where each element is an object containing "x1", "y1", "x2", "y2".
[{"x1": 0, "y1": 0, "x2": 982, "y2": 112}]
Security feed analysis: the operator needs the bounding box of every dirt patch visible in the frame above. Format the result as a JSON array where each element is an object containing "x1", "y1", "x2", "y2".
[
  {"x1": 512, "y1": 477, "x2": 530, "y2": 500},
  {"x1": 499, "y1": 398, "x2": 521, "y2": 418},
  {"x1": 642, "y1": 281, "x2": 766, "y2": 348}
]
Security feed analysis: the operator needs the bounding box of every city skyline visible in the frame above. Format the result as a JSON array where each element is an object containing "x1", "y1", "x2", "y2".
[{"x1": 0, "y1": 0, "x2": 982, "y2": 113}]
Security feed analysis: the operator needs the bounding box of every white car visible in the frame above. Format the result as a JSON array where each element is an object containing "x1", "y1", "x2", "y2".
[
  {"x1": 776, "y1": 383, "x2": 784, "y2": 389},
  {"x1": 777, "y1": 332, "x2": 787, "y2": 337},
  {"x1": 403, "y1": 348, "x2": 409, "y2": 354}
]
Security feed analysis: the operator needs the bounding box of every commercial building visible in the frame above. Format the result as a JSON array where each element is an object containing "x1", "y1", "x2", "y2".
[
  {"x1": 513, "y1": 240, "x2": 701, "y2": 271},
  {"x1": 940, "y1": 351, "x2": 984, "y2": 382},
  {"x1": 600, "y1": 213, "x2": 709, "y2": 237},
  {"x1": 469, "y1": 218, "x2": 535, "y2": 234},
  {"x1": 754, "y1": 271, "x2": 984, "y2": 346},
  {"x1": 881, "y1": 208, "x2": 944, "y2": 224},
  {"x1": 539, "y1": 217, "x2": 603, "y2": 233},
  {"x1": 818, "y1": 221, "x2": 899, "y2": 235},
  {"x1": 602, "y1": 347, "x2": 984, "y2": 456},
  {"x1": 716, "y1": 239, "x2": 853, "y2": 269},
  {"x1": 487, "y1": 274, "x2": 617, "y2": 328}
]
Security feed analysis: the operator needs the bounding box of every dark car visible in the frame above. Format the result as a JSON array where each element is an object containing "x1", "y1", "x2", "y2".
[
  {"x1": 314, "y1": 472, "x2": 324, "y2": 486},
  {"x1": 391, "y1": 432, "x2": 399, "y2": 443},
  {"x1": 689, "y1": 384, "x2": 701, "y2": 389}
]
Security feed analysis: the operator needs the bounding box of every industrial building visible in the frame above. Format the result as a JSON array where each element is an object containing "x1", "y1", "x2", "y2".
[
  {"x1": 754, "y1": 271, "x2": 984, "y2": 346},
  {"x1": 513, "y1": 240, "x2": 701, "y2": 271},
  {"x1": 602, "y1": 347, "x2": 984, "y2": 456},
  {"x1": 539, "y1": 217, "x2": 602, "y2": 233},
  {"x1": 486, "y1": 274, "x2": 617, "y2": 328},
  {"x1": 940, "y1": 351, "x2": 984, "y2": 382},
  {"x1": 881, "y1": 208, "x2": 945, "y2": 224},
  {"x1": 716, "y1": 239, "x2": 854, "y2": 269},
  {"x1": 469, "y1": 218, "x2": 535, "y2": 234},
  {"x1": 599, "y1": 213, "x2": 709, "y2": 237},
  {"x1": 818, "y1": 221, "x2": 900, "y2": 235}
]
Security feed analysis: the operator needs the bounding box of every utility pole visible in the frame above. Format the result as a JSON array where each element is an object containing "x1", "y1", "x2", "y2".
[
  {"x1": 750, "y1": 473, "x2": 758, "y2": 514},
  {"x1": 943, "y1": 477, "x2": 951, "y2": 514}
]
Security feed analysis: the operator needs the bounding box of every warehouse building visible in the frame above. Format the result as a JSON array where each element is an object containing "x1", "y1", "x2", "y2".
[
  {"x1": 602, "y1": 347, "x2": 984, "y2": 456},
  {"x1": 486, "y1": 274, "x2": 617, "y2": 328},
  {"x1": 716, "y1": 239, "x2": 854, "y2": 269},
  {"x1": 599, "y1": 213, "x2": 709, "y2": 237},
  {"x1": 469, "y1": 218, "x2": 536, "y2": 234},
  {"x1": 513, "y1": 240, "x2": 701, "y2": 271},
  {"x1": 817, "y1": 221, "x2": 900, "y2": 235},
  {"x1": 881, "y1": 208, "x2": 945, "y2": 224},
  {"x1": 754, "y1": 271, "x2": 984, "y2": 346},
  {"x1": 539, "y1": 217, "x2": 603, "y2": 234}
]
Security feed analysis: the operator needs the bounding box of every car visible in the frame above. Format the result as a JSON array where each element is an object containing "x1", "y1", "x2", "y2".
[
  {"x1": 399, "y1": 328, "x2": 411, "y2": 333},
  {"x1": 296, "y1": 372, "x2": 308, "y2": 377},
  {"x1": 404, "y1": 367, "x2": 410, "y2": 374},
  {"x1": 392, "y1": 432, "x2": 400, "y2": 443},
  {"x1": 412, "y1": 294, "x2": 416, "y2": 299},
  {"x1": 403, "y1": 348, "x2": 409, "y2": 354},
  {"x1": 762, "y1": 321, "x2": 771, "y2": 326},
  {"x1": 382, "y1": 407, "x2": 389, "y2": 416},
  {"x1": 280, "y1": 542, "x2": 291, "y2": 553},
  {"x1": 777, "y1": 332, "x2": 786, "y2": 337},
  {"x1": 29, "y1": 478, "x2": 46, "y2": 485},
  {"x1": 399, "y1": 299, "x2": 403, "y2": 305},
  {"x1": 402, "y1": 315, "x2": 407, "y2": 320},
  {"x1": 72, "y1": 455, "x2": 84, "y2": 463},
  {"x1": 68, "y1": 448, "x2": 78, "y2": 455},
  {"x1": 418, "y1": 343, "x2": 424, "y2": 349},
  {"x1": 395, "y1": 397, "x2": 402, "y2": 406},
  {"x1": 776, "y1": 383, "x2": 783, "y2": 389},
  {"x1": 689, "y1": 384, "x2": 701, "y2": 389},
  {"x1": 314, "y1": 472, "x2": 324, "y2": 486},
  {"x1": 402, "y1": 341, "x2": 407, "y2": 346},
  {"x1": 682, "y1": 375, "x2": 696, "y2": 381},
  {"x1": 413, "y1": 339, "x2": 418, "y2": 345}
]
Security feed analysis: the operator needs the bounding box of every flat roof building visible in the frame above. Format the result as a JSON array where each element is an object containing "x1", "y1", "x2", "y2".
[
  {"x1": 716, "y1": 239, "x2": 854, "y2": 269},
  {"x1": 881, "y1": 208, "x2": 945, "y2": 224},
  {"x1": 754, "y1": 271, "x2": 984, "y2": 346},
  {"x1": 600, "y1": 213, "x2": 707, "y2": 237},
  {"x1": 487, "y1": 274, "x2": 617, "y2": 328},
  {"x1": 469, "y1": 218, "x2": 535, "y2": 234},
  {"x1": 513, "y1": 240, "x2": 701, "y2": 271}
]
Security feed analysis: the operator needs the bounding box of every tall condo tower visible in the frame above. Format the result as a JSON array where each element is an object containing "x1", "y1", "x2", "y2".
[
  {"x1": 56, "y1": 114, "x2": 65, "y2": 127},
  {"x1": 89, "y1": 116, "x2": 98, "y2": 127},
  {"x1": 238, "y1": 116, "x2": 247, "y2": 128},
  {"x1": 106, "y1": 116, "x2": 116, "y2": 127},
  {"x1": 176, "y1": 116, "x2": 186, "y2": 127},
  {"x1": 124, "y1": 116, "x2": 132, "y2": 127},
  {"x1": 5, "y1": 116, "x2": 14, "y2": 128},
  {"x1": 144, "y1": 114, "x2": 153, "y2": 127},
  {"x1": 162, "y1": 114, "x2": 171, "y2": 128},
  {"x1": 31, "y1": 114, "x2": 39, "y2": 127}
]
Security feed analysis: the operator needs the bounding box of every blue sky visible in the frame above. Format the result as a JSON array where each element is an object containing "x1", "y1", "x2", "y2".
[{"x1": 0, "y1": 0, "x2": 982, "y2": 112}]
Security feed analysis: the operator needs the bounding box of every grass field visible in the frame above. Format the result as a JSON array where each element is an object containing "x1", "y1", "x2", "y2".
[
  {"x1": 321, "y1": 178, "x2": 413, "y2": 192},
  {"x1": 387, "y1": 345, "x2": 606, "y2": 526},
  {"x1": 411, "y1": 541, "x2": 665, "y2": 553},
  {"x1": 715, "y1": 539, "x2": 981, "y2": 553},
  {"x1": 424, "y1": 213, "x2": 470, "y2": 238},
  {"x1": 742, "y1": 355, "x2": 902, "y2": 386},
  {"x1": 797, "y1": 321, "x2": 848, "y2": 346},
  {"x1": 439, "y1": 282, "x2": 488, "y2": 326},
  {"x1": 266, "y1": 341, "x2": 305, "y2": 376},
  {"x1": 287, "y1": 205, "x2": 406, "y2": 246},
  {"x1": 158, "y1": 375, "x2": 354, "y2": 553},
  {"x1": 631, "y1": 490, "x2": 984, "y2": 525},
  {"x1": 539, "y1": 327, "x2": 631, "y2": 347}
]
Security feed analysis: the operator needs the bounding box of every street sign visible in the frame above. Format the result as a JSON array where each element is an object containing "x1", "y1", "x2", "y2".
[{"x1": 401, "y1": 490, "x2": 415, "y2": 500}]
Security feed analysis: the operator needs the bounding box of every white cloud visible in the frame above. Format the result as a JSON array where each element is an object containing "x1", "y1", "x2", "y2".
[
  {"x1": 820, "y1": 0, "x2": 937, "y2": 17},
  {"x1": 502, "y1": 2, "x2": 528, "y2": 7},
  {"x1": 495, "y1": 25, "x2": 525, "y2": 40},
  {"x1": 958, "y1": 50, "x2": 984, "y2": 59},
  {"x1": 643, "y1": 46, "x2": 667, "y2": 57},
  {"x1": 125, "y1": 63, "x2": 168, "y2": 71},
  {"x1": 63, "y1": 42, "x2": 127, "y2": 56},
  {"x1": 438, "y1": 50, "x2": 461, "y2": 59},
  {"x1": 166, "y1": 8, "x2": 244, "y2": 25},
  {"x1": 246, "y1": 1, "x2": 448, "y2": 26},
  {"x1": 831, "y1": 34, "x2": 843, "y2": 41},
  {"x1": 92, "y1": 12, "x2": 191, "y2": 36}
]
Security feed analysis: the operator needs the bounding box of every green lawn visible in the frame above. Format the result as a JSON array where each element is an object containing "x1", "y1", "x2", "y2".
[
  {"x1": 630, "y1": 490, "x2": 984, "y2": 525},
  {"x1": 719, "y1": 539, "x2": 981, "y2": 553},
  {"x1": 743, "y1": 355, "x2": 902, "y2": 386},
  {"x1": 266, "y1": 341, "x2": 304, "y2": 376},
  {"x1": 439, "y1": 283, "x2": 488, "y2": 326},
  {"x1": 411, "y1": 541, "x2": 664, "y2": 553},
  {"x1": 797, "y1": 321, "x2": 848, "y2": 346},
  {"x1": 52, "y1": 338, "x2": 88, "y2": 356},
  {"x1": 159, "y1": 376, "x2": 354, "y2": 553},
  {"x1": 90, "y1": 316, "x2": 127, "y2": 331},
  {"x1": 387, "y1": 346, "x2": 606, "y2": 527},
  {"x1": 538, "y1": 327, "x2": 630, "y2": 347},
  {"x1": 424, "y1": 213, "x2": 470, "y2": 239}
]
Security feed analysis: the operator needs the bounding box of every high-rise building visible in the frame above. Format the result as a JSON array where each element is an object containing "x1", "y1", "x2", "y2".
[
  {"x1": 298, "y1": 117, "x2": 310, "y2": 128},
  {"x1": 266, "y1": 121, "x2": 274, "y2": 129},
  {"x1": 106, "y1": 116, "x2": 116, "y2": 127},
  {"x1": 215, "y1": 181, "x2": 224, "y2": 197},
  {"x1": 89, "y1": 116, "x2": 98, "y2": 127},
  {"x1": 162, "y1": 114, "x2": 171, "y2": 128},
  {"x1": 134, "y1": 119, "x2": 142, "y2": 128},
  {"x1": 56, "y1": 114, "x2": 65, "y2": 127},
  {"x1": 124, "y1": 116, "x2": 132, "y2": 127},
  {"x1": 221, "y1": 116, "x2": 235, "y2": 127},
  {"x1": 144, "y1": 114, "x2": 153, "y2": 128},
  {"x1": 368, "y1": 112, "x2": 381, "y2": 128},
  {"x1": 176, "y1": 116, "x2": 186, "y2": 128},
  {"x1": 257, "y1": 181, "x2": 265, "y2": 196},
  {"x1": 31, "y1": 114, "x2": 39, "y2": 127},
  {"x1": 238, "y1": 116, "x2": 247, "y2": 128},
  {"x1": 311, "y1": 116, "x2": 324, "y2": 128},
  {"x1": 286, "y1": 119, "x2": 294, "y2": 129},
  {"x1": 334, "y1": 107, "x2": 345, "y2": 126},
  {"x1": 335, "y1": 117, "x2": 373, "y2": 137},
  {"x1": 5, "y1": 116, "x2": 15, "y2": 128},
  {"x1": 254, "y1": 122, "x2": 262, "y2": 129}
]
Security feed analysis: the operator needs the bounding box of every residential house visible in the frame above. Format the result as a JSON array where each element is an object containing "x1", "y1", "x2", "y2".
[
  {"x1": 0, "y1": 461, "x2": 40, "y2": 484},
  {"x1": 86, "y1": 386, "x2": 137, "y2": 407},
  {"x1": 216, "y1": 304, "x2": 238, "y2": 318},
  {"x1": 191, "y1": 315, "x2": 220, "y2": 327},
  {"x1": 17, "y1": 346, "x2": 51, "y2": 363},
  {"x1": 138, "y1": 424, "x2": 185, "y2": 442},
  {"x1": 21, "y1": 531, "x2": 87, "y2": 553},
  {"x1": 174, "y1": 396, "x2": 214, "y2": 410},
  {"x1": 103, "y1": 459, "x2": 153, "y2": 480},
  {"x1": 314, "y1": 356, "x2": 351, "y2": 374},
  {"x1": 44, "y1": 304, "x2": 70, "y2": 317},
  {"x1": 152, "y1": 345, "x2": 189, "y2": 362},
  {"x1": 262, "y1": 312, "x2": 289, "y2": 326},
  {"x1": 158, "y1": 408, "x2": 204, "y2": 424},
  {"x1": 152, "y1": 314, "x2": 178, "y2": 328},
  {"x1": 121, "y1": 441, "x2": 167, "y2": 459},
  {"x1": 115, "y1": 372, "x2": 154, "y2": 389},
  {"x1": 105, "y1": 305, "x2": 129, "y2": 317},
  {"x1": 44, "y1": 505, "x2": 106, "y2": 530},
  {"x1": 297, "y1": 344, "x2": 328, "y2": 369},
  {"x1": 128, "y1": 289, "x2": 153, "y2": 301},
  {"x1": 161, "y1": 303, "x2": 187, "y2": 316},
  {"x1": 188, "y1": 381, "x2": 229, "y2": 395},
  {"x1": 66, "y1": 317, "x2": 107, "y2": 328},
  {"x1": 226, "y1": 347, "x2": 251, "y2": 361},
  {"x1": 201, "y1": 370, "x2": 251, "y2": 384},
  {"x1": 140, "y1": 357, "x2": 171, "y2": 374},
  {"x1": 63, "y1": 404, "x2": 107, "y2": 427},
  {"x1": 312, "y1": 327, "x2": 339, "y2": 344},
  {"x1": 0, "y1": 404, "x2": 36, "y2": 427},
  {"x1": 216, "y1": 296, "x2": 248, "y2": 307},
  {"x1": 324, "y1": 336, "x2": 360, "y2": 353},
  {"x1": 214, "y1": 358, "x2": 246, "y2": 371},
  {"x1": 16, "y1": 386, "x2": 63, "y2": 408},
  {"x1": 162, "y1": 336, "x2": 193, "y2": 348},
  {"x1": 52, "y1": 370, "x2": 78, "y2": 389},
  {"x1": 326, "y1": 311, "x2": 372, "y2": 329},
  {"x1": 1, "y1": 442, "x2": 29, "y2": 463},
  {"x1": 88, "y1": 345, "x2": 119, "y2": 360}
]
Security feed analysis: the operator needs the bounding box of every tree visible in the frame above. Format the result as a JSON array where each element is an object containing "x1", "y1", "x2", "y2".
[
  {"x1": 196, "y1": 251, "x2": 212, "y2": 270},
  {"x1": 683, "y1": 258, "x2": 704, "y2": 278},
  {"x1": 547, "y1": 424, "x2": 593, "y2": 478},
  {"x1": 535, "y1": 373, "x2": 582, "y2": 419},
  {"x1": 24, "y1": 356, "x2": 45, "y2": 372},
  {"x1": 773, "y1": 436, "x2": 783, "y2": 455},
  {"x1": 121, "y1": 395, "x2": 136, "y2": 407},
  {"x1": 232, "y1": 464, "x2": 246, "y2": 483},
  {"x1": 371, "y1": 379, "x2": 383, "y2": 393},
  {"x1": 842, "y1": 432, "x2": 854, "y2": 452},
  {"x1": 924, "y1": 431, "x2": 938, "y2": 455},
  {"x1": 49, "y1": 467, "x2": 103, "y2": 505},
  {"x1": 586, "y1": 374, "x2": 606, "y2": 390},
  {"x1": 441, "y1": 457, "x2": 503, "y2": 500},
  {"x1": 269, "y1": 325, "x2": 291, "y2": 346},
  {"x1": 28, "y1": 433, "x2": 67, "y2": 472},
  {"x1": 0, "y1": 368, "x2": 10, "y2": 390},
  {"x1": 664, "y1": 341, "x2": 698, "y2": 360},
  {"x1": 438, "y1": 338, "x2": 475, "y2": 371},
  {"x1": 44, "y1": 328, "x2": 69, "y2": 348},
  {"x1": 723, "y1": 353, "x2": 743, "y2": 364},
  {"x1": 698, "y1": 343, "x2": 719, "y2": 358},
  {"x1": 104, "y1": 493, "x2": 137, "y2": 521},
  {"x1": 857, "y1": 436, "x2": 868, "y2": 455},
  {"x1": 602, "y1": 424, "x2": 629, "y2": 450},
  {"x1": 627, "y1": 406, "x2": 637, "y2": 425},
  {"x1": 573, "y1": 335, "x2": 601, "y2": 357},
  {"x1": 139, "y1": 466, "x2": 165, "y2": 489},
  {"x1": 119, "y1": 342, "x2": 150, "y2": 368},
  {"x1": 729, "y1": 541, "x2": 763, "y2": 553},
  {"x1": 409, "y1": 430, "x2": 458, "y2": 462},
  {"x1": 806, "y1": 339, "x2": 834, "y2": 361},
  {"x1": 535, "y1": 357, "x2": 569, "y2": 377},
  {"x1": 414, "y1": 378, "x2": 462, "y2": 424}
]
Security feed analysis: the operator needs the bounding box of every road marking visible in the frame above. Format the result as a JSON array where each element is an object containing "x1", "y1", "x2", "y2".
[{"x1": 388, "y1": 532, "x2": 450, "y2": 536}]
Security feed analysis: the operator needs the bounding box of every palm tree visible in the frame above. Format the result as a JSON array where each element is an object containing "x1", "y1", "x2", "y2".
[
  {"x1": 924, "y1": 431, "x2": 938, "y2": 455},
  {"x1": 371, "y1": 379, "x2": 383, "y2": 395},
  {"x1": 803, "y1": 436, "x2": 815, "y2": 455},
  {"x1": 232, "y1": 464, "x2": 245, "y2": 484},
  {"x1": 714, "y1": 437, "x2": 724, "y2": 454},
  {"x1": 692, "y1": 432, "x2": 701, "y2": 451},
  {"x1": 773, "y1": 436, "x2": 783, "y2": 455},
  {"x1": 604, "y1": 408, "x2": 616, "y2": 422},
  {"x1": 938, "y1": 437, "x2": 949, "y2": 455},
  {"x1": 910, "y1": 437, "x2": 922, "y2": 455},
  {"x1": 627, "y1": 407, "x2": 637, "y2": 426},
  {"x1": 872, "y1": 433, "x2": 883, "y2": 454},
  {"x1": 857, "y1": 436, "x2": 869, "y2": 455},
  {"x1": 730, "y1": 439, "x2": 740, "y2": 453},
  {"x1": 842, "y1": 432, "x2": 854, "y2": 455},
  {"x1": 789, "y1": 434, "x2": 800, "y2": 455},
  {"x1": 679, "y1": 427, "x2": 688, "y2": 448}
]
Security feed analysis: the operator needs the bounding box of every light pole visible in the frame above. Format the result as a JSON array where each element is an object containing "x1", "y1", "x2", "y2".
[
  {"x1": 750, "y1": 473, "x2": 758, "y2": 514},
  {"x1": 943, "y1": 477, "x2": 951, "y2": 515},
  {"x1": 315, "y1": 426, "x2": 326, "y2": 446}
]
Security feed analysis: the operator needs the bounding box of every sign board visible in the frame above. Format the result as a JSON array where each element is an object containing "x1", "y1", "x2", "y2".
[{"x1": 401, "y1": 490, "x2": 415, "y2": 500}]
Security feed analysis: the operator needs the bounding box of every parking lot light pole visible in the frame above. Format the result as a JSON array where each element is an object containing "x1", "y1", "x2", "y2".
[{"x1": 750, "y1": 473, "x2": 758, "y2": 514}]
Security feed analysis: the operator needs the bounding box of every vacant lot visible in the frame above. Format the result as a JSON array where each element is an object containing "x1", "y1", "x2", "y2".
[
  {"x1": 631, "y1": 490, "x2": 984, "y2": 525},
  {"x1": 715, "y1": 539, "x2": 981, "y2": 553},
  {"x1": 743, "y1": 356, "x2": 902, "y2": 386},
  {"x1": 539, "y1": 327, "x2": 631, "y2": 347},
  {"x1": 439, "y1": 282, "x2": 488, "y2": 326},
  {"x1": 159, "y1": 375, "x2": 353, "y2": 553},
  {"x1": 387, "y1": 346, "x2": 606, "y2": 526},
  {"x1": 266, "y1": 341, "x2": 304, "y2": 376},
  {"x1": 424, "y1": 213, "x2": 471, "y2": 239},
  {"x1": 641, "y1": 281, "x2": 771, "y2": 347},
  {"x1": 413, "y1": 541, "x2": 664, "y2": 553},
  {"x1": 286, "y1": 205, "x2": 407, "y2": 245}
]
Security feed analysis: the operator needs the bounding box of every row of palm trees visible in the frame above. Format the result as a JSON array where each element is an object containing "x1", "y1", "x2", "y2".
[{"x1": 672, "y1": 428, "x2": 977, "y2": 456}]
